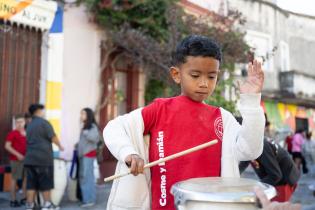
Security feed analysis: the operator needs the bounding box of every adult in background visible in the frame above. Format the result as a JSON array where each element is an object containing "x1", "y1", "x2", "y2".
[
  {"x1": 292, "y1": 129, "x2": 308, "y2": 174},
  {"x1": 302, "y1": 131, "x2": 315, "y2": 175},
  {"x1": 24, "y1": 104, "x2": 64, "y2": 210},
  {"x1": 78, "y1": 108, "x2": 100, "y2": 208},
  {"x1": 4, "y1": 114, "x2": 27, "y2": 207}
]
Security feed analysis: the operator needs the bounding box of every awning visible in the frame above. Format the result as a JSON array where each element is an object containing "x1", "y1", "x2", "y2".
[{"x1": 0, "y1": 0, "x2": 57, "y2": 31}]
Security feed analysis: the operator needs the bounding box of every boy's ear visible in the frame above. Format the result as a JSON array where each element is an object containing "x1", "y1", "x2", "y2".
[{"x1": 170, "y1": 67, "x2": 181, "y2": 84}]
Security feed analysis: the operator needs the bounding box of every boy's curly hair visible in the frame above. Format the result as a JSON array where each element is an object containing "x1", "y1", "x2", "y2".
[{"x1": 171, "y1": 35, "x2": 222, "y2": 66}]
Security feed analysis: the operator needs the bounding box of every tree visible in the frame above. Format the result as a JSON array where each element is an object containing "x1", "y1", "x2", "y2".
[{"x1": 81, "y1": 0, "x2": 251, "y2": 113}]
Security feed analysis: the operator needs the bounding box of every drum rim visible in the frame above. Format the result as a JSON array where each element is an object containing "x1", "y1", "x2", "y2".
[{"x1": 170, "y1": 177, "x2": 276, "y2": 204}]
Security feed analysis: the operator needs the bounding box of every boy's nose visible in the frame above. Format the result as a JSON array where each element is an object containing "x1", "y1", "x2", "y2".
[{"x1": 199, "y1": 78, "x2": 208, "y2": 88}]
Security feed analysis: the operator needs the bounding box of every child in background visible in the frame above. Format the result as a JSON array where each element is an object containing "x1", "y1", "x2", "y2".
[
  {"x1": 103, "y1": 35, "x2": 266, "y2": 210},
  {"x1": 5, "y1": 114, "x2": 27, "y2": 207}
]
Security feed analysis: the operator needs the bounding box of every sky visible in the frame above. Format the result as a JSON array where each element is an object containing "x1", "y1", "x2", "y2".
[{"x1": 277, "y1": 0, "x2": 315, "y2": 16}]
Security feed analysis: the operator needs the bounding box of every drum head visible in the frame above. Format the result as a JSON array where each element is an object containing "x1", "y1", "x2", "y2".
[{"x1": 171, "y1": 177, "x2": 276, "y2": 204}]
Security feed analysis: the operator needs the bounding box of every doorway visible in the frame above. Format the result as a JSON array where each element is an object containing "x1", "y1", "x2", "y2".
[{"x1": 295, "y1": 117, "x2": 308, "y2": 133}]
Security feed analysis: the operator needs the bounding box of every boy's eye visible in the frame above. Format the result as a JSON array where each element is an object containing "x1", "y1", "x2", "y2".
[{"x1": 191, "y1": 74, "x2": 199, "y2": 78}]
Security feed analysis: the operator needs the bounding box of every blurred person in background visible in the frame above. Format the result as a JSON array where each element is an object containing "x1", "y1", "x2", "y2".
[
  {"x1": 284, "y1": 132, "x2": 293, "y2": 155},
  {"x1": 302, "y1": 131, "x2": 315, "y2": 175},
  {"x1": 4, "y1": 114, "x2": 27, "y2": 207},
  {"x1": 77, "y1": 108, "x2": 100, "y2": 208},
  {"x1": 292, "y1": 129, "x2": 308, "y2": 174},
  {"x1": 24, "y1": 104, "x2": 64, "y2": 210},
  {"x1": 240, "y1": 116, "x2": 300, "y2": 202}
]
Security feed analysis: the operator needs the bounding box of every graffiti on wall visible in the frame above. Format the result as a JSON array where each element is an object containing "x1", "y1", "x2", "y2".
[{"x1": 262, "y1": 101, "x2": 315, "y2": 133}]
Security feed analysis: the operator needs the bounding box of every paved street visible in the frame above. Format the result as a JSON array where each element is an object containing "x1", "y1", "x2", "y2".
[
  {"x1": 0, "y1": 183, "x2": 112, "y2": 210},
  {"x1": 0, "y1": 168, "x2": 314, "y2": 210}
]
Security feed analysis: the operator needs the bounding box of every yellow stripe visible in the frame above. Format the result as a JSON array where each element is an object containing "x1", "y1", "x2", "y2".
[
  {"x1": 46, "y1": 81, "x2": 62, "y2": 110},
  {"x1": 48, "y1": 118, "x2": 61, "y2": 137}
]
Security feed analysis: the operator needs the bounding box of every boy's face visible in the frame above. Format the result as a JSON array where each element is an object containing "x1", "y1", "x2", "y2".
[
  {"x1": 15, "y1": 118, "x2": 25, "y2": 130},
  {"x1": 170, "y1": 56, "x2": 220, "y2": 102}
]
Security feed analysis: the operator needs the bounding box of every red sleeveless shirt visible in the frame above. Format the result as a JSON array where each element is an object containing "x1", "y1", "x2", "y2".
[{"x1": 142, "y1": 95, "x2": 223, "y2": 210}]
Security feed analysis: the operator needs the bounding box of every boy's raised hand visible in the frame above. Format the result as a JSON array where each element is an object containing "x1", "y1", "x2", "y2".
[
  {"x1": 239, "y1": 60, "x2": 264, "y2": 94},
  {"x1": 125, "y1": 154, "x2": 145, "y2": 176}
]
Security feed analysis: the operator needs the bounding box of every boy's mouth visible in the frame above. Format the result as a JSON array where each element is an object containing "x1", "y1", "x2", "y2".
[{"x1": 195, "y1": 92, "x2": 208, "y2": 95}]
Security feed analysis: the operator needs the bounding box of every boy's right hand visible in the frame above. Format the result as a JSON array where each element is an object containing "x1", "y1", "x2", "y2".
[{"x1": 125, "y1": 154, "x2": 144, "y2": 176}]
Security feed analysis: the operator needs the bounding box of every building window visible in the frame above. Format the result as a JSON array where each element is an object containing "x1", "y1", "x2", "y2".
[
  {"x1": 279, "y1": 41, "x2": 290, "y2": 72},
  {"x1": 245, "y1": 30, "x2": 273, "y2": 71}
]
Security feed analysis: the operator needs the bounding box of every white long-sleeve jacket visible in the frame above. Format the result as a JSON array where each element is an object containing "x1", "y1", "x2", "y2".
[{"x1": 103, "y1": 94, "x2": 265, "y2": 210}]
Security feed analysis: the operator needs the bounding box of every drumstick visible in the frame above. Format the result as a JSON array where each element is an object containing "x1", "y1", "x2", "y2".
[{"x1": 104, "y1": 139, "x2": 218, "y2": 182}]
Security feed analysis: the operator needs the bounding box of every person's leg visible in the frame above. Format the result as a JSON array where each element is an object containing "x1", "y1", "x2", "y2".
[
  {"x1": 79, "y1": 157, "x2": 96, "y2": 204},
  {"x1": 25, "y1": 166, "x2": 37, "y2": 209},
  {"x1": 10, "y1": 161, "x2": 19, "y2": 203},
  {"x1": 39, "y1": 166, "x2": 59, "y2": 210},
  {"x1": 26, "y1": 190, "x2": 36, "y2": 203},
  {"x1": 42, "y1": 191, "x2": 51, "y2": 202},
  {"x1": 301, "y1": 154, "x2": 309, "y2": 173},
  {"x1": 87, "y1": 158, "x2": 96, "y2": 203},
  {"x1": 38, "y1": 166, "x2": 54, "y2": 202},
  {"x1": 22, "y1": 175, "x2": 27, "y2": 198},
  {"x1": 10, "y1": 178, "x2": 17, "y2": 201},
  {"x1": 10, "y1": 161, "x2": 27, "y2": 207},
  {"x1": 294, "y1": 156, "x2": 301, "y2": 171}
]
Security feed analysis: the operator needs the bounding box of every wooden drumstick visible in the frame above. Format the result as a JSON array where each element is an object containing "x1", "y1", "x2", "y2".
[{"x1": 104, "y1": 139, "x2": 218, "y2": 182}]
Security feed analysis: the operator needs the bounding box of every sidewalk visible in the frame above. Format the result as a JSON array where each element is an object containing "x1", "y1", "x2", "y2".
[
  {"x1": 1, "y1": 170, "x2": 314, "y2": 210},
  {"x1": 0, "y1": 183, "x2": 112, "y2": 210}
]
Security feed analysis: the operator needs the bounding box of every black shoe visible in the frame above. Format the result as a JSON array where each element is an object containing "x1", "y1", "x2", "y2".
[
  {"x1": 20, "y1": 198, "x2": 27, "y2": 205},
  {"x1": 10, "y1": 200, "x2": 21, "y2": 207}
]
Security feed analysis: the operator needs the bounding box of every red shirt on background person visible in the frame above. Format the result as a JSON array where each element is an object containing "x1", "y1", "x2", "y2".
[
  {"x1": 285, "y1": 135, "x2": 293, "y2": 154},
  {"x1": 6, "y1": 129, "x2": 27, "y2": 161}
]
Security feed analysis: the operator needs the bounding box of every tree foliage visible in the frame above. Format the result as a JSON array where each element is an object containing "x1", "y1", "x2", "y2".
[{"x1": 82, "y1": 0, "x2": 251, "y2": 113}]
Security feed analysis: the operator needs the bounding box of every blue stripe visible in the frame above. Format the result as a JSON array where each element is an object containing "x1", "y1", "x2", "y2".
[{"x1": 50, "y1": 5, "x2": 63, "y2": 33}]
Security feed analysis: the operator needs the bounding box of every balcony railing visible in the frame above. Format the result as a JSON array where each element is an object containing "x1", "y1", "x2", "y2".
[{"x1": 279, "y1": 71, "x2": 315, "y2": 98}]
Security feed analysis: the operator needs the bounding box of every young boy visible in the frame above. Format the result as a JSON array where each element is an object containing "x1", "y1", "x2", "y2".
[
  {"x1": 5, "y1": 114, "x2": 27, "y2": 207},
  {"x1": 103, "y1": 35, "x2": 265, "y2": 210}
]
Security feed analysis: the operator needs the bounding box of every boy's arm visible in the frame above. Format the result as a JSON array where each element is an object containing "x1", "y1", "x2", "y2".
[
  {"x1": 103, "y1": 108, "x2": 146, "y2": 175},
  {"x1": 103, "y1": 110, "x2": 141, "y2": 163},
  {"x1": 4, "y1": 141, "x2": 24, "y2": 160},
  {"x1": 237, "y1": 94, "x2": 265, "y2": 160},
  {"x1": 233, "y1": 60, "x2": 265, "y2": 160},
  {"x1": 221, "y1": 94, "x2": 265, "y2": 161}
]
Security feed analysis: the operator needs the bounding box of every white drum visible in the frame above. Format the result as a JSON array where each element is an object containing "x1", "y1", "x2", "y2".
[
  {"x1": 51, "y1": 158, "x2": 67, "y2": 205},
  {"x1": 171, "y1": 177, "x2": 276, "y2": 210}
]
